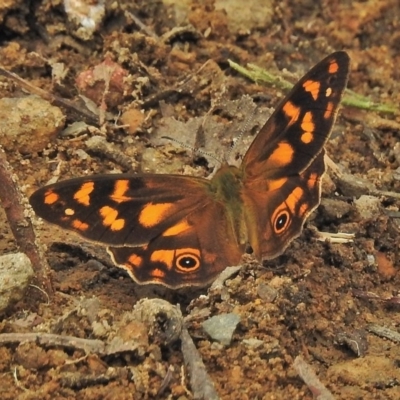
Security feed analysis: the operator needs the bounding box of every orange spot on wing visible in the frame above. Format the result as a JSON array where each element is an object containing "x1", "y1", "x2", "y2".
[
  {"x1": 139, "y1": 203, "x2": 173, "y2": 228},
  {"x1": 151, "y1": 269, "x2": 166, "y2": 279},
  {"x1": 150, "y1": 250, "x2": 174, "y2": 269},
  {"x1": 111, "y1": 218, "x2": 125, "y2": 231},
  {"x1": 111, "y1": 180, "x2": 131, "y2": 203},
  {"x1": 72, "y1": 219, "x2": 89, "y2": 231},
  {"x1": 203, "y1": 251, "x2": 217, "y2": 264},
  {"x1": 163, "y1": 220, "x2": 190, "y2": 237},
  {"x1": 301, "y1": 111, "x2": 314, "y2": 132},
  {"x1": 301, "y1": 131, "x2": 313, "y2": 144},
  {"x1": 268, "y1": 142, "x2": 294, "y2": 167},
  {"x1": 44, "y1": 190, "x2": 59, "y2": 205},
  {"x1": 127, "y1": 253, "x2": 143, "y2": 267},
  {"x1": 324, "y1": 102, "x2": 334, "y2": 119},
  {"x1": 299, "y1": 203, "x2": 309, "y2": 218},
  {"x1": 300, "y1": 112, "x2": 315, "y2": 144},
  {"x1": 286, "y1": 187, "x2": 304, "y2": 214},
  {"x1": 100, "y1": 206, "x2": 118, "y2": 224},
  {"x1": 303, "y1": 80, "x2": 320, "y2": 101},
  {"x1": 282, "y1": 101, "x2": 300, "y2": 126},
  {"x1": 74, "y1": 182, "x2": 94, "y2": 206},
  {"x1": 307, "y1": 172, "x2": 320, "y2": 190},
  {"x1": 267, "y1": 178, "x2": 288, "y2": 191},
  {"x1": 329, "y1": 60, "x2": 339, "y2": 74},
  {"x1": 100, "y1": 206, "x2": 125, "y2": 231}
]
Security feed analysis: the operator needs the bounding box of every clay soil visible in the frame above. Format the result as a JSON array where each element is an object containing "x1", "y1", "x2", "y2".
[{"x1": 1, "y1": 1, "x2": 400, "y2": 399}]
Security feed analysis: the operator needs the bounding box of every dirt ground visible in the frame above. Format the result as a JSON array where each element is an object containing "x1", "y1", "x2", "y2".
[{"x1": 0, "y1": 0, "x2": 400, "y2": 399}]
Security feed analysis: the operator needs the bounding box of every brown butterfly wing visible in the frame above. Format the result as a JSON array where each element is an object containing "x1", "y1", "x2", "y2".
[
  {"x1": 30, "y1": 174, "x2": 243, "y2": 287},
  {"x1": 242, "y1": 151, "x2": 325, "y2": 260},
  {"x1": 242, "y1": 51, "x2": 349, "y2": 180},
  {"x1": 108, "y1": 201, "x2": 243, "y2": 288},
  {"x1": 241, "y1": 52, "x2": 349, "y2": 260}
]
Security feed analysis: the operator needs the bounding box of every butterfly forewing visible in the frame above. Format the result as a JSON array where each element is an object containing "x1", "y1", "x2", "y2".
[
  {"x1": 30, "y1": 174, "x2": 213, "y2": 245},
  {"x1": 242, "y1": 51, "x2": 349, "y2": 180}
]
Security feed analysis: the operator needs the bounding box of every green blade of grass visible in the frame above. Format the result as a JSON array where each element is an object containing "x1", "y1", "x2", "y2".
[{"x1": 228, "y1": 59, "x2": 397, "y2": 114}]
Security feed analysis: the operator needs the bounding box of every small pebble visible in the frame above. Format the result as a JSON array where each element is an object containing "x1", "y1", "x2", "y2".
[
  {"x1": 353, "y1": 195, "x2": 381, "y2": 219},
  {"x1": 0, "y1": 96, "x2": 65, "y2": 154},
  {"x1": 64, "y1": 0, "x2": 105, "y2": 40},
  {"x1": 202, "y1": 313, "x2": 241, "y2": 346},
  {"x1": 257, "y1": 283, "x2": 278, "y2": 302},
  {"x1": 0, "y1": 253, "x2": 34, "y2": 313},
  {"x1": 242, "y1": 338, "x2": 264, "y2": 349}
]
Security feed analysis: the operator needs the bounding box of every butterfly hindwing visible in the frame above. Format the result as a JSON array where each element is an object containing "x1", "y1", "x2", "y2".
[
  {"x1": 108, "y1": 199, "x2": 243, "y2": 288},
  {"x1": 242, "y1": 151, "x2": 326, "y2": 260}
]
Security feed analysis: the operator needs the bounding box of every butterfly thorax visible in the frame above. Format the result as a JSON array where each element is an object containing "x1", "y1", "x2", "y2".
[{"x1": 208, "y1": 164, "x2": 247, "y2": 247}]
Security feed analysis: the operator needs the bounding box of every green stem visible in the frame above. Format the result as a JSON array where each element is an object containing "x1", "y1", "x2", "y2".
[{"x1": 228, "y1": 59, "x2": 397, "y2": 114}]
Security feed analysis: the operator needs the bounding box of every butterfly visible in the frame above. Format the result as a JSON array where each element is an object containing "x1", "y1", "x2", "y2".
[{"x1": 29, "y1": 51, "x2": 350, "y2": 289}]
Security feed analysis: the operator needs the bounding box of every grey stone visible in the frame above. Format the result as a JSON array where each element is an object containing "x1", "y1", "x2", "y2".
[
  {"x1": 202, "y1": 313, "x2": 241, "y2": 346},
  {"x1": 0, "y1": 253, "x2": 34, "y2": 313}
]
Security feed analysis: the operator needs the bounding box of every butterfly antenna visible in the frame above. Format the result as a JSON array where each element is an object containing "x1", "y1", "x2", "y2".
[{"x1": 161, "y1": 136, "x2": 223, "y2": 166}]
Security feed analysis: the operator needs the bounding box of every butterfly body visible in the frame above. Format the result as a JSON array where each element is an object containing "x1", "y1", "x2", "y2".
[{"x1": 30, "y1": 52, "x2": 350, "y2": 288}]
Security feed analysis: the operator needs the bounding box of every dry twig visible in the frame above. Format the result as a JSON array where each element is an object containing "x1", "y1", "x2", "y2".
[
  {"x1": 0, "y1": 147, "x2": 53, "y2": 296},
  {"x1": 293, "y1": 355, "x2": 335, "y2": 400},
  {"x1": 0, "y1": 332, "x2": 105, "y2": 354},
  {"x1": 180, "y1": 327, "x2": 220, "y2": 400},
  {"x1": 366, "y1": 324, "x2": 400, "y2": 343},
  {"x1": 0, "y1": 67, "x2": 98, "y2": 125}
]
